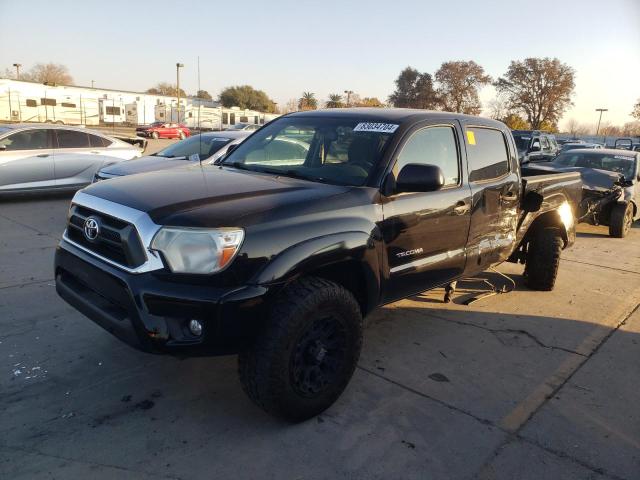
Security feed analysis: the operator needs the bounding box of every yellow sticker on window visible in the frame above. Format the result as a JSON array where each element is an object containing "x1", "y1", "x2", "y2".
[{"x1": 466, "y1": 130, "x2": 476, "y2": 145}]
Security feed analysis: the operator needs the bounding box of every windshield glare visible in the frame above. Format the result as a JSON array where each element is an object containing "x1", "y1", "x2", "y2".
[
  {"x1": 156, "y1": 135, "x2": 231, "y2": 159},
  {"x1": 554, "y1": 152, "x2": 636, "y2": 178},
  {"x1": 221, "y1": 117, "x2": 395, "y2": 186}
]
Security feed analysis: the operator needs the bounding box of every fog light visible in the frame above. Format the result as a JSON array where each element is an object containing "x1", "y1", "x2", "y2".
[{"x1": 188, "y1": 319, "x2": 203, "y2": 336}]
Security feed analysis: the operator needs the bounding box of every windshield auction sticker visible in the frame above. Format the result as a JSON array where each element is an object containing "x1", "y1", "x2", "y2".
[{"x1": 353, "y1": 122, "x2": 399, "y2": 133}]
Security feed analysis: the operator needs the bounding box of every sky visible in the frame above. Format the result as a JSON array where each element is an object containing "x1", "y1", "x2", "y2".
[{"x1": 1, "y1": 0, "x2": 639, "y2": 129}]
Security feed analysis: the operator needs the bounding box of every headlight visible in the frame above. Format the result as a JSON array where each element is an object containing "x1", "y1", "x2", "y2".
[
  {"x1": 557, "y1": 201, "x2": 573, "y2": 229},
  {"x1": 151, "y1": 227, "x2": 244, "y2": 274}
]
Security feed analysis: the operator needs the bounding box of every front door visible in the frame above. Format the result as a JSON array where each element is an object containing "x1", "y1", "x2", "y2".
[
  {"x1": 0, "y1": 129, "x2": 55, "y2": 191},
  {"x1": 380, "y1": 122, "x2": 472, "y2": 302},
  {"x1": 462, "y1": 125, "x2": 520, "y2": 274}
]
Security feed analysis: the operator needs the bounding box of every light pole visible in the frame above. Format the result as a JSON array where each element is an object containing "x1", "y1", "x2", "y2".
[
  {"x1": 344, "y1": 90, "x2": 353, "y2": 107},
  {"x1": 91, "y1": 80, "x2": 95, "y2": 88},
  {"x1": 176, "y1": 62, "x2": 184, "y2": 122},
  {"x1": 12, "y1": 63, "x2": 22, "y2": 80},
  {"x1": 595, "y1": 108, "x2": 608, "y2": 136}
]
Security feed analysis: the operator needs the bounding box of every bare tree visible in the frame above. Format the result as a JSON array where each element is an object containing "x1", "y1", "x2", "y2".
[
  {"x1": 23, "y1": 63, "x2": 74, "y2": 85},
  {"x1": 282, "y1": 98, "x2": 298, "y2": 113},
  {"x1": 632, "y1": 99, "x2": 640, "y2": 120},
  {"x1": 434, "y1": 60, "x2": 491, "y2": 114},
  {"x1": 495, "y1": 57, "x2": 575, "y2": 130},
  {"x1": 147, "y1": 82, "x2": 187, "y2": 97}
]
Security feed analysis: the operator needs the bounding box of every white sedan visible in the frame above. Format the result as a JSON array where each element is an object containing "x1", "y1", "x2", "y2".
[{"x1": 0, "y1": 124, "x2": 141, "y2": 193}]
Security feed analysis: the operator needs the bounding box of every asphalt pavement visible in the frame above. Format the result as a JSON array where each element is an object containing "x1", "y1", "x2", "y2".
[{"x1": 1, "y1": 193, "x2": 638, "y2": 480}]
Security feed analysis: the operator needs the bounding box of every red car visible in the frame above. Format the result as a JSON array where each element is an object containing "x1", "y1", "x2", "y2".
[{"x1": 136, "y1": 122, "x2": 191, "y2": 140}]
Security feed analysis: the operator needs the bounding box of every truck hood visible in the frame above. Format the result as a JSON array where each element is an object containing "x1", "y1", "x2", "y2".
[
  {"x1": 100, "y1": 155, "x2": 191, "y2": 176},
  {"x1": 82, "y1": 164, "x2": 369, "y2": 227}
]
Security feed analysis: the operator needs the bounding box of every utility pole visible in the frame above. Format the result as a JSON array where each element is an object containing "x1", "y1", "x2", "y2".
[
  {"x1": 176, "y1": 62, "x2": 184, "y2": 122},
  {"x1": 12, "y1": 63, "x2": 22, "y2": 80},
  {"x1": 595, "y1": 108, "x2": 608, "y2": 136},
  {"x1": 91, "y1": 80, "x2": 95, "y2": 88},
  {"x1": 344, "y1": 90, "x2": 353, "y2": 107}
]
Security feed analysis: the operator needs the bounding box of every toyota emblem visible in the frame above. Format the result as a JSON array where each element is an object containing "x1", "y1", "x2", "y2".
[{"x1": 83, "y1": 217, "x2": 100, "y2": 241}]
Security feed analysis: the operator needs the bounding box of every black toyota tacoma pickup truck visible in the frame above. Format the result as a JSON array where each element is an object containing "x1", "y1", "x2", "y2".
[{"x1": 55, "y1": 109, "x2": 581, "y2": 421}]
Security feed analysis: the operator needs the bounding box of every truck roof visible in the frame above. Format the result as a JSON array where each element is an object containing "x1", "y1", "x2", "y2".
[{"x1": 287, "y1": 108, "x2": 505, "y2": 127}]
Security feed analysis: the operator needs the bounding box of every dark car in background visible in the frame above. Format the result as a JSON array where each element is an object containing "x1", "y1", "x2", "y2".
[
  {"x1": 523, "y1": 149, "x2": 639, "y2": 237},
  {"x1": 136, "y1": 122, "x2": 191, "y2": 140},
  {"x1": 560, "y1": 142, "x2": 603, "y2": 152},
  {"x1": 512, "y1": 130, "x2": 560, "y2": 163},
  {"x1": 94, "y1": 131, "x2": 251, "y2": 181}
]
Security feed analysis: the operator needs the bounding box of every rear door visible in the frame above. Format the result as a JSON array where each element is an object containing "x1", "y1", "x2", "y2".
[
  {"x1": 380, "y1": 121, "x2": 472, "y2": 302},
  {"x1": 462, "y1": 125, "x2": 520, "y2": 274},
  {"x1": 0, "y1": 128, "x2": 55, "y2": 191},
  {"x1": 53, "y1": 129, "x2": 103, "y2": 187}
]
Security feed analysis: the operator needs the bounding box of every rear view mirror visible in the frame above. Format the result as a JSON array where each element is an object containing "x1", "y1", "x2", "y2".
[
  {"x1": 522, "y1": 191, "x2": 543, "y2": 212},
  {"x1": 396, "y1": 164, "x2": 444, "y2": 193},
  {"x1": 530, "y1": 141, "x2": 541, "y2": 152}
]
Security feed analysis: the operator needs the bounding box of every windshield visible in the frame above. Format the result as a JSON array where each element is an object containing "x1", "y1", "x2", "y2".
[
  {"x1": 221, "y1": 117, "x2": 396, "y2": 186},
  {"x1": 156, "y1": 134, "x2": 232, "y2": 159},
  {"x1": 554, "y1": 152, "x2": 636, "y2": 178},
  {"x1": 513, "y1": 135, "x2": 531, "y2": 152}
]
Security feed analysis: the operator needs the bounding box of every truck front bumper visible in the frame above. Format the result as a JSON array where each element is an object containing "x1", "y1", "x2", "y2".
[{"x1": 54, "y1": 242, "x2": 272, "y2": 356}]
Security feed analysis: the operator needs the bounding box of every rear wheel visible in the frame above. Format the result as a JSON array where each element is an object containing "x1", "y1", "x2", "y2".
[
  {"x1": 609, "y1": 203, "x2": 633, "y2": 238},
  {"x1": 238, "y1": 277, "x2": 362, "y2": 422},
  {"x1": 525, "y1": 228, "x2": 563, "y2": 291},
  {"x1": 151, "y1": 131, "x2": 159, "y2": 140}
]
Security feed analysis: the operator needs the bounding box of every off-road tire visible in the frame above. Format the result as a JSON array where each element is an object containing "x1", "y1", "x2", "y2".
[
  {"x1": 609, "y1": 203, "x2": 633, "y2": 238},
  {"x1": 151, "y1": 131, "x2": 159, "y2": 140},
  {"x1": 525, "y1": 228, "x2": 563, "y2": 291},
  {"x1": 238, "y1": 277, "x2": 363, "y2": 422}
]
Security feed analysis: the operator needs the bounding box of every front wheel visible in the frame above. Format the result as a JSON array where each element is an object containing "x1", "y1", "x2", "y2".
[
  {"x1": 238, "y1": 277, "x2": 362, "y2": 422},
  {"x1": 609, "y1": 203, "x2": 633, "y2": 238},
  {"x1": 525, "y1": 228, "x2": 563, "y2": 291},
  {"x1": 151, "y1": 131, "x2": 159, "y2": 140},
  {"x1": 178, "y1": 130, "x2": 186, "y2": 140}
]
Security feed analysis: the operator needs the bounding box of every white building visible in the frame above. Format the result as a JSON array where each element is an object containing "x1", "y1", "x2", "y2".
[{"x1": 0, "y1": 78, "x2": 278, "y2": 129}]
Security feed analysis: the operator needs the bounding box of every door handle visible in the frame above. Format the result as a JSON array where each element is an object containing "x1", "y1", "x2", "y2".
[
  {"x1": 36, "y1": 154, "x2": 50, "y2": 158},
  {"x1": 453, "y1": 201, "x2": 470, "y2": 215}
]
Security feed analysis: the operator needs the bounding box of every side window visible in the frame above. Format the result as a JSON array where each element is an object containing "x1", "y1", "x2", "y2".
[
  {"x1": 542, "y1": 136, "x2": 551, "y2": 151},
  {"x1": 466, "y1": 127, "x2": 510, "y2": 182},
  {"x1": 0, "y1": 129, "x2": 50, "y2": 151},
  {"x1": 394, "y1": 126, "x2": 459, "y2": 186},
  {"x1": 56, "y1": 130, "x2": 90, "y2": 149},
  {"x1": 88, "y1": 134, "x2": 109, "y2": 148}
]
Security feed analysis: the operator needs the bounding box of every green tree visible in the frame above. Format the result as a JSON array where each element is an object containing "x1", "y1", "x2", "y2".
[
  {"x1": 325, "y1": 93, "x2": 344, "y2": 108},
  {"x1": 218, "y1": 85, "x2": 276, "y2": 112},
  {"x1": 298, "y1": 92, "x2": 318, "y2": 110},
  {"x1": 434, "y1": 60, "x2": 491, "y2": 115},
  {"x1": 632, "y1": 99, "x2": 640, "y2": 120},
  {"x1": 388, "y1": 67, "x2": 438, "y2": 109},
  {"x1": 146, "y1": 82, "x2": 187, "y2": 97},
  {"x1": 495, "y1": 58, "x2": 575, "y2": 130},
  {"x1": 196, "y1": 89, "x2": 212, "y2": 100},
  {"x1": 355, "y1": 97, "x2": 385, "y2": 107}
]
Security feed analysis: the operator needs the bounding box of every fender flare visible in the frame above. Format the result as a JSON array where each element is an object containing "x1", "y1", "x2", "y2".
[{"x1": 250, "y1": 231, "x2": 381, "y2": 312}]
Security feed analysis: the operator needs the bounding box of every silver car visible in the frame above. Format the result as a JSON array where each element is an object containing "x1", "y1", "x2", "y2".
[{"x1": 0, "y1": 124, "x2": 141, "y2": 193}]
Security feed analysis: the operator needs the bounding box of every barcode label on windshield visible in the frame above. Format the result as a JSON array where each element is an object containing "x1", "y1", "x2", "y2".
[{"x1": 353, "y1": 122, "x2": 399, "y2": 133}]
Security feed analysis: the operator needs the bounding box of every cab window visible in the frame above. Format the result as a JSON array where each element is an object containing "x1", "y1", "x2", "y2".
[
  {"x1": 394, "y1": 126, "x2": 459, "y2": 186},
  {"x1": 466, "y1": 127, "x2": 510, "y2": 182},
  {"x1": 0, "y1": 129, "x2": 51, "y2": 151}
]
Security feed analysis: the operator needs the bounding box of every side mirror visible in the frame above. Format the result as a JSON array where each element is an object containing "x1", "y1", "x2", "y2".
[
  {"x1": 396, "y1": 164, "x2": 445, "y2": 193},
  {"x1": 530, "y1": 141, "x2": 541, "y2": 152},
  {"x1": 522, "y1": 191, "x2": 543, "y2": 212}
]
